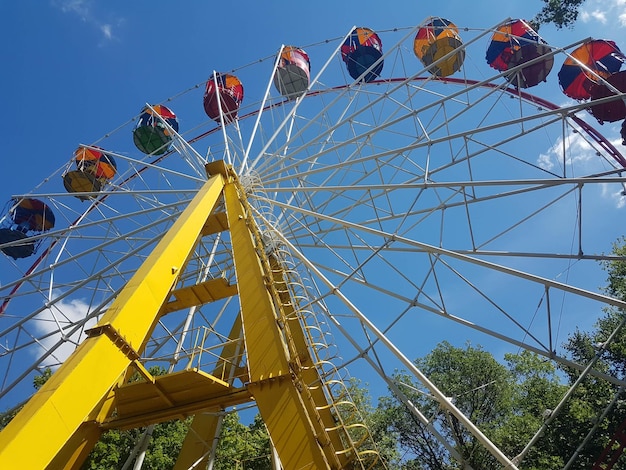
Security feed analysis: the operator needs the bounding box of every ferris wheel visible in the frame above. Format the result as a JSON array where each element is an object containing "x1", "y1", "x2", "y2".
[{"x1": 1, "y1": 18, "x2": 626, "y2": 469}]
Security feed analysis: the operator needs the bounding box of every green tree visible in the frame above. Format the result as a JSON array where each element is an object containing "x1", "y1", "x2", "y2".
[
  {"x1": 341, "y1": 377, "x2": 399, "y2": 467},
  {"x1": 377, "y1": 342, "x2": 510, "y2": 469},
  {"x1": 497, "y1": 351, "x2": 567, "y2": 469},
  {"x1": 213, "y1": 412, "x2": 272, "y2": 470},
  {"x1": 532, "y1": 0, "x2": 587, "y2": 29},
  {"x1": 33, "y1": 367, "x2": 53, "y2": 390},
  {"x1": 376, "y1": 342, "x2": 565, "y2": 469},
  {"x1": 554, "y1": 237, "x2": 626, "y2": 468}
]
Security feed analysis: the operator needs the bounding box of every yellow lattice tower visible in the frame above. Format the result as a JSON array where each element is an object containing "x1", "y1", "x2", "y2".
[{"x1": 0, "y1": 161, "x2": 381, "y2": 469}]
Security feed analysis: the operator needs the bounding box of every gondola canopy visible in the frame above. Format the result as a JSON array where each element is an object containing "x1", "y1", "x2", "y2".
[
  {"x1": 63, "y1": 146, "x2": 117, "y2": 200},
  {"x1": 133, "y1": 105, "x2": 179, "y2": 155},
  {"x1": 274, "y1": 46, "x2": 311, "y2": 98},
  {"x1": 486, "y1": 19, "x2": 553, "y2": 88},
  {"x1": 414, "y1": 17, "x2": 464, "y2": 77},
  {"x1": 341, "y1": 27, "x2": 384, "y2": 82},
  {"x1": 558, "y1": 39, "x2": 626, "y2": 100},
  {"x1": 0, "y1": 198, "x2": 55, "y2": 259},
  {"x1": 203, "y1": 73, "x2": 244, "y2": 123}
]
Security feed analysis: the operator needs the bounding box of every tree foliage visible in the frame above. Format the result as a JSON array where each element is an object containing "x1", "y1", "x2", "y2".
[
  {"x1": 532, "y1": 0, "x2": 587, "y2": 29},
  {"x1": 375, "y1": 342, "x2": 566, "y2": 469},
  {"x1": 498, "y1": 351, "x2": 566, "y2": 469},
  {"x1": 372, "y1": 238, "x2": 626, "y2": 469},
  {"x1": 4, "y1": 237, "x2": 626, "y2": 468},
  {"x1": 341, "y1": 377, "x2": 400, "y2": 467},
  {"x1": 213, "y1": 412, "x2": 272, "y2": 470},
  {"x1": 552, "y1": 237, "x2": 626, "y2": 468}
]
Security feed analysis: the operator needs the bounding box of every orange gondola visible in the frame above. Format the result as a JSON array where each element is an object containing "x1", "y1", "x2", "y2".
[{"x1": 63, "y1": 146, "x2": 117, "y2": 200}]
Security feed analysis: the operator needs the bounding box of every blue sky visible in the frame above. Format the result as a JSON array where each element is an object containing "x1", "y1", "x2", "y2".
[
  {"x1": 2, "y1": 0, "x2": 626, "y2": 409},
  {"x1": 1, "y1": 0, "x2": 625, "y2": 198},
  {"x1": 1, "y1": 0, "x2": 625, "y2": 197}
]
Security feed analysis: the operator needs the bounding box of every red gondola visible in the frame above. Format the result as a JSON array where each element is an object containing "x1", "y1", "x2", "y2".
[
  {"x1": 589, "y1": 71, "x2": 626, "y2": 123},
  {"x1": 203, "y1": 73, "x2": 244, "y2": 124}
]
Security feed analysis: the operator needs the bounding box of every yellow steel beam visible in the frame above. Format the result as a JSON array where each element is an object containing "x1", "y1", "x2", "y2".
[
  {"x1": 201, "y1": 211, "x2": 228, "y2": 236},
  {"x1": 224, "y1": 183, "x2": 290, "y2": 381},
  {"x1": 0, "y1": 159, "x2": 366, "y2": 469},
  {"x1": 46, "y1": 379, "x2": 124, "y2": 470},
  {"x1": 174, "y1": 314, "x2": 245, "y2": 470},
  {"x1": 162, "y1": 277, "x2": 237, "y2": 315},
  {"x1": 103, "y1": 377, "x2": 252, "y2": 430},
  {"x1": 174, "y1": 412, "x2": 222, "y2": 470},
  {"x1": 224, "y1": 177, "x2": 336, "y2": 469},
  {"x1": 212, "y1": 313, "x2": 248, "y2": 384},
  {"x1": 0, "y1": 173, "x2": 226, "y2": 469},
  {"x1": 268, "y1": 253, "x2": 354, "y2": 467}
]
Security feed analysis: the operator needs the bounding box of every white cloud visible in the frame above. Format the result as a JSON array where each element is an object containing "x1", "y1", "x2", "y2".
[
  {"x1": 538, "y1": 128, "x2": 605, "y2": 169},
  {"x1": 537, "y1": 131, "x2": 596, "y2": 170},
  {"x1": 101, "y1": 24, "x2": 112, "y2": 40},
  {"x1": 33, "y1": 296, "x2": 98, "y2": 368},
  {"x1": 580, "y1": 9, "x2": 608, "y2": 24},
  {"x1": 537, "y1": 153, "x2": 554, "y2": 171},
  {"x1": 536, "y1": 125, "x2": 626, "y2": 209},
  {"x1": 601, "y1": 183, "x2": 626, "y2": 208},
  {"x1": 54, "y1": 0, "x2": 90, "y2": 19},
  {"x1": 580, "y1": 0, "x2": 626, "y2": 26},
  {"x1": 52, "y1": 0, "x2": 122, "y2": 42}
]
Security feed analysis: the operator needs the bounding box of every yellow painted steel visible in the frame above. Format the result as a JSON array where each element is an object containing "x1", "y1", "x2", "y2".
[
  {"x1": 174, "y1": 412, "x2": 222, "y2": 470},
  {"x1": 224, "y1": 178, "x2": 338, "y2": 468},
  {"x1": 0, "y1": 161, "x2": 372, "y2": 469},
  {"x1": 0, "y1": 172, "x2": 226, "y2": 469},
  {"x1": 107, "y1": 369, "x2": 250, "y2": 428},
  {"x1": 201, "y1": 210, "x2": 229, "y2": 236},
  {"x1": 162, "y1": 277, "x2": 237, "y2": 314},
  {"x1": 174, "y1": 314, "x2": 245, "y2": 469},
  {"x1": 224, "y1": 183, "x2": 290, "y2": 380},
  {"x1": 268, "y1": 253, "x2": 355, "y2": 467}
]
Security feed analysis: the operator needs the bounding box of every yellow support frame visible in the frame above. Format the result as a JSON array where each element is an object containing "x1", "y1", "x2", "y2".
[
  {"x1": 0, "y1": 171, "x2": 226, "y2": 469},
  {"x1": 0, "y1": 161, "x2": 363, "y2": 469},
  {"x1": 223, "y1": 176, "x2": 341, "y2": 469},
  {"x1": 174, "y1": 312, "x2": 245, "y2": 469}
]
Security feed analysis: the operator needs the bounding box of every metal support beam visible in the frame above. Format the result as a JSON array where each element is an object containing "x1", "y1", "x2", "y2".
[
  {"x1": 224, "y1": 177, "x2": 337, "y2": 469},
  {"x1": 174, "y1": 314, "x2": 245, "y2": 470},
  {"x1": 268, "y1": 253, "x2": 355, "y2": 467},
  {"x1": 0, "y1": 160, "x2": 369, "y2": 469},
  {"x1": 0, "y1": 173, "x2": 226, "y2": 469}
]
